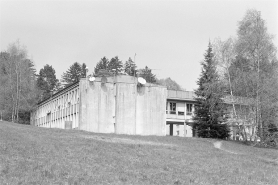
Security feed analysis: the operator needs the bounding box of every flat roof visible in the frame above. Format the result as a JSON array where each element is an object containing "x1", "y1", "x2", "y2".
[{"x1": 167, "y1": 90, "x2": 195, "y2": 101}]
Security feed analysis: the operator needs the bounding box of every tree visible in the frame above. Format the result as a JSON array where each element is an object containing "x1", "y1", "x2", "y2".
[
  {"x1": 107, "y1": 56, "x2": 123, "y2": 75},
  {"x1": 0, "y1": 41, "x2": 39, "y2": 124},
  {"x1": 37, "y1": 64, "x2": 59, "y2": 101},
  {"x1": 61, "y1": 62, "x2": 87, "y2": 86},
  {"x1": 213, "y1": 38, "x2": 251, "y2": 140},
  {"x1": 94, "y1": 57, "x2": 110, "y2": 75},
  {"x1": 0, "y1": 52, "x2": 10, "y2": 121},
  {"x1": 217, "y1": 10, "x2": 278, "y2": 142},
  {"x1": 124, "y1": 57, "x2": 137, "y2": 76},
  {"x1": 235, "y1": 10, "x2": 278, "y2": 141},
  {"x1": 194, "y1": 42, "x2": 230, "y2": 139},
  {"x1": 212, "y1": 10, "x2": 278, "y2": 144},
  {"x1": 81, "y1": 63, "x2": 87, "y2": 78},
  {"x1": 138, "y1": 66, "x2": 156, "y2": 83},
  {"x1": 156, "y1": 77, "x2": 182, "y2": 90}
]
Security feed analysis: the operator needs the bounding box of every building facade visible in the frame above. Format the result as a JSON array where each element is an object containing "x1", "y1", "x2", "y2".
[
  {"x1": 166, "y1": 90, "x2": 195, "y2": 137},
  {"x1": 31, "y1": 75, "x2": 168, "y2": 136},
  {"x1": 31, "y1": 75, "x2": 255, "y2": 139}
]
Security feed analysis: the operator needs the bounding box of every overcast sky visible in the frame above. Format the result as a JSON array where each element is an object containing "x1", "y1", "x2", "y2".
[{"x1": 1, "y1": 0, "x2": 277, "y2": 90}]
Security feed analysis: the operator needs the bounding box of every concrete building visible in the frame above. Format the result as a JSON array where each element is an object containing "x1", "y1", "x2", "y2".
[
  {"x1": 31, "y1": 75, "x2": 167, "y2": 136},
  {"x1": 31, "y1": 75, "x2": 254, "y2": 139},
  {"x1": 166, "y1": 90, "x2": 195, "y2": 137}
]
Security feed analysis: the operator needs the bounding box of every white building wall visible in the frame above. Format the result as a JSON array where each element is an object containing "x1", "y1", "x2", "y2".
[
  {"x1": 31, "y1": 83, "x2": 80, "y2": 129},
  {"x1": 166, "y1": 101, "x2": 194, "y2": 137}
]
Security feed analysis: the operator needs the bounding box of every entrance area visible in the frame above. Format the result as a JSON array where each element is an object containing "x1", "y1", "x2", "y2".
[{"x1": 166, "y1": 121, "x2": 193, "y2": 137}]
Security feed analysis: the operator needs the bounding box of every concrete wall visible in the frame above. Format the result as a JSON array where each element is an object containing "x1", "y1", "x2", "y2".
[
  {"x1": 79, "y1": 76, "x2": 167, "y2": 136},
  {"x1": 136, "y1": 85, "x2": 167, "y2": 136},
  {"x1": 32, "y1": 75, "x2": 167, "y2": 136},
  {"x1": 115, "y1": 83, "x2": 137, "y2": 134},
  {"x1": 79, "y1": 78, "x2": 115, "y2": 133}
]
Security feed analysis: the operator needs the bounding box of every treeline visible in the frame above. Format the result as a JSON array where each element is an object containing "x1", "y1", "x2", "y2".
[
  {"x1": 93, "y1": 56, "x2": 183, "y2": 90},
  {"x1": 0, "y1": 41, "x2": 38, "y2": 124},
  {"x1": 194, "y1": 10, "x2": 278, "y2": 144},
  {"x1": 0, "y1": 45, "x2": 182, "y2": 124}
]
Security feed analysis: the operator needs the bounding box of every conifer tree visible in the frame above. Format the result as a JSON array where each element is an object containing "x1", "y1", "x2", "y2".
[
  {"x1": 81, "y1": 63, "x2": 87, "y2": 78},
  {"x1": 138, "y1": 66, "x2": 156, "y2": 83},
  {"x1": 61, "y1": 62, "x2": 86, "y2": 86},
  {"x1": 94, "y1": 57, "x2": 110, "y2": 75},
  {"x1": 37, "y1": 64, "x2": 58, "y2": 100},
  {"x1": 194, "y1": 42, "x2": 230, "y2": 139},
  {"x1": 124, "y1": 57, "x2": 137, "y2": 76},
  {"x1": 108, "y1": 56, "x2": 123, "y2": 75}
]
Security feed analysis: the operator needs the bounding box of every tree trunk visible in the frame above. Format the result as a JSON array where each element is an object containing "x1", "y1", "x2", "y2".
[{"x1": 226, "y1": 67, "x2": 237, "y2": 118}]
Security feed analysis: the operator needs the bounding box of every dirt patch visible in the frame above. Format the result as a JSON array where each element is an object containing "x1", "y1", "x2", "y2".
[
  {"x1": 208, "y1": 140, "x2": 239, "y2": 154},
  {"x1": 82, "y1": 135, "x2": 174, "y2": 147},
  {"x1": 213, "y1": 141, "x2": 222, "y2": 149}
]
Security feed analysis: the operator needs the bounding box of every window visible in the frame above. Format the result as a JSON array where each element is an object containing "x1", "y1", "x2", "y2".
[
  {"x1": 186, "y1": 104, "x2": 193, "y2": 115},
  {"x1": 178, "y1": 111, "x2": 184, "y2": 115},
  {"x1": 169, "y1": 102, "x2": 176, "y2": 114}
]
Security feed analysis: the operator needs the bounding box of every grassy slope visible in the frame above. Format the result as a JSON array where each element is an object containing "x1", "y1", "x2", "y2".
[{"x1": 0, "y1": 121, "x2": 277, "y2": 185}]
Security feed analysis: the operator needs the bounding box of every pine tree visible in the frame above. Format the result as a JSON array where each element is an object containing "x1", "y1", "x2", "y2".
[
  {"x1": 124, "y1": 57, "x2": 137, "y2": 76},
  {"x1": 81, "y1": 63, "x2": 87, "y2": 78},
  {"x1": 37, "y1": 64, "x2": 58, "y2": 100},
  {"x1": 108, "y1": 56, "x2": 123, "y2": 75},
  {"x1": 61, "y1": 62, "x2": 86, "y2": 86},
  {"x1": 194, "y1": 43, "x2": 230, "y2": 139},
  {"x1": 138, "y1": 66, "x2": 156, "y2": 83},
  {"x1": 94, "y1": 57, "x2": 110, "y2": 75}
]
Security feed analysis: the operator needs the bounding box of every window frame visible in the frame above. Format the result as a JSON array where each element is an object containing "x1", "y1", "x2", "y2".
[
  {"x1": 186, "y1": 104, "x2": 193, "y2": 115},
  {"x1": 169, "y1": 102, "x2": 177, "y2": 115}
]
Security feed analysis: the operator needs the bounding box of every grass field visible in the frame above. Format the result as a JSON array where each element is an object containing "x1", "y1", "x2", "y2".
[{"x1": 0, "y1": 121, "x2": 277, "y2": 185}]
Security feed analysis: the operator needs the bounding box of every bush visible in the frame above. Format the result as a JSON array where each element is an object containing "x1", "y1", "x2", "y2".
[{"x1": 196, "y1": 123, "x2": 230, "y2": 139}]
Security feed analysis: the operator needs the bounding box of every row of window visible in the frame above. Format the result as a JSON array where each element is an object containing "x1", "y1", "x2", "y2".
[
  {"x1": 36, "y1": 87, "x2": 79, "y2": 116},
  {"x1": 166, "y1": 102, "x2": 193, "y2": 115},
  {"x1": 35, "y1": 111, "x2": 79, "y2": 126}
]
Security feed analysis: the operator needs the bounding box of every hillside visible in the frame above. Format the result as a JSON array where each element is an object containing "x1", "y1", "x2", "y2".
[{"x1": 0, "y1": 121, "x2": 277, "y2": 185}]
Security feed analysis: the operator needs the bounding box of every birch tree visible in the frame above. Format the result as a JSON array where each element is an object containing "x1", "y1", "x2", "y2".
[
  {"x1": 0, "y1": 41, "x2": 38, "y2": 124},
  {"x1": 214, "y1": 10, "x2": 278, "y2": 142},
  {"x1": 236, "y1": 9, "x2": 278, "y2": 141}
]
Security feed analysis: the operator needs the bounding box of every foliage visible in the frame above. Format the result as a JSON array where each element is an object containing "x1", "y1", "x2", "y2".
[
  {"x1": 107, "y1": 56, "x2": 123, "y2": 75},
  {"x1": 138, "y1": 66, "x2": 156, "y2": 83},
  {"x1": 213, "y1": 9, "x2": 278, "y2": 142},
  {"x1": 94, "y1": 57, "x2": 110, "y2": 75},
  {"x1": 194, "y1": 43, "x2": 230, "y2": 139},
  {"x1": 236, "y1": 10, "x2": 278, "y2": 141},
  {"x1": 61, "y1": 62, "x2": 87, "y2": 86},
  {"x1": 124, "y1": 57, "x2": 137, "y2": 76},
  {"x1": 156, "y1": 77, "x2": 182, "y2": 90},
  {"x1": 37, "y1": 64, "x2": 59, "y2": 101},
  {"x1": 81, "y1": 63, "x2": 87, "y2": 78},
  {"x1": 94, "y1": 56, "x2": 124, "y2": 76},
  {"x1": 0, "y1": 41, "x2": 39, "y2": 124}
]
